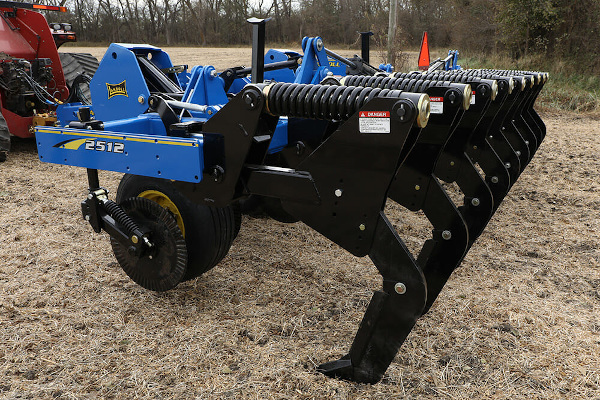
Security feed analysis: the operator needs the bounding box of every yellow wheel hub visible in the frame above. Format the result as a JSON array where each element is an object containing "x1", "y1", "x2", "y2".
[{"x1": 139, "y1": 190, "x2": 185, "y2": 237}]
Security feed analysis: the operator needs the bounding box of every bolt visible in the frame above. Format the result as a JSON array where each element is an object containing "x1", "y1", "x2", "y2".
[
  {"x1": 84, "y1": 214, "x2": 90, "y2": 221},
  {"x1": 491, "y1": 176, "x2": 499, "y2": 184},
  {"x1": 148, "y1": 255, "x2": 153, "y2": 260},
  {"x1": 471, "y1": 197, "x2": 480, "y2": 207},
  {"x1": 359, "y1": 224, "x2": 366, "y2": 231},
  {"x1": 448, "y1": 92, "x2": 456, "y2": 103},
  {"x1": 489, "y1": 135, "x2": 493, "y2": 139},
  {"x1": 327, "y1": 71, "x2": 333, "y2": 76},
  {"x1": 210, "y1": 69, "x2": 218, "y2": 77},
  {"x1": 396, "y1": 104, "x2": 406, "y2": 118},
  {"x1": 502, "y1": 126, "x2": 506, "y2": 131},
  {"x1": 415, "y1": 185, "x2": 421, "y2": 191},
  {"x1": 131, "y1": 235, "x2": 139, "y2": 244},
  {"x1": 516, "y1": 150, "x2": 521, "y2": 157},
  {"x1": 394, "y1": 282, "x2": 407, "y2": 295},
  {"x1": 505, "y1": 162, "x2": 511, "y2": 169},
  {"x1": 473, "y1": 145, "x2": 478, "y2": 150},
  {"x1": 316, "y1": 38, "x2": 324, "y2": 51},
  {"x1": 87, "y1": 194, "x2": 93, "y2": 200},
  {"x1": 450, "y1": 161, "x2": 455, "y2": 166},
  {"x1": 335, "y1": 189, "x2": 343, "y2": 197},
  {"x1": 442, "y1": 230, "x2": 452, "y2": 240},
  {"x1": 137, "y1": 95, "x2": 145, "y2": 104},
  {"x1": 525, "y1": 141, "x2": 529, "y2": 146},
  {"x1": 207, "y1": 109, "x2": 213, "y2": 115}
]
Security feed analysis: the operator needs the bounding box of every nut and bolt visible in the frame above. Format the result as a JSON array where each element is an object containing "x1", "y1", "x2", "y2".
[
  {"x1": 448, "y1": 92, "x2": 456, "y2": 104},
  {"x1": 450, "y1": 161, "x2": 455, "y2": 166},
  {"x1": 137, "y1": 95, "x2": 145, "y2": 104},
  {"x1": 442, "y1": 230, "x2": 452, "y2": 240},
  {"x1": 414, "y1": 185, "x2": 421, "y2": 191},
  {"x1": 84, "y1": 214, "x2": 90, "y2": 221},
  {"x1": 335, "y1": 189, "x2": 343, "y2": 197},
  {"x1": 505, "y1": 162, "x2": 511, "y2": 169},
  {"x1": 131, "y1": 235, "x2": 139, "y2": 244},
  {"x1": 473, "y1": 145, "x2": 478, "y2": 150},
  {"x1": 471, "y1": 197, "x2": 481, "y2": 207},
  {"x1": 359, "y1": 224, "x2": 366, "y2": 231},
  {"x1": 491, "y1": 176, "x2": 499, "y2": 184},
  {"x1": 210, "y1": 69, "x2": 218, "y2": 77},
  {"x1": 316, "y1": 38, "x2": 324, "y2": 51},
  {"x1": 516, "y1": 151, "x2": 521, "y2": 157},
  {"x1": 394, "y1": 282, "x2": 407, "y2": 295}
]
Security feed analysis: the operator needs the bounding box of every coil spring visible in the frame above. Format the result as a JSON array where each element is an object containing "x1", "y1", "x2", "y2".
[
  {"x1": 264, "y1": 82, "x2": 404, "y2": 120},
  {"x1": 103, "y1": 199, "x2": 142, "y2": 237},
  {"x1": 342, "y1": 75, "x2": 455, "y2": 93}
]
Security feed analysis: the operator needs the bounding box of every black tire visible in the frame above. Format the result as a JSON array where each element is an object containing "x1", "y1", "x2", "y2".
[
  {"x1": 59, "y1": 52, "x2": 99, "y2": 103},
  {"x1": 0, "y1": 111, "x2": 9, "y2": 162},
  {"x1": 116, "y1": 174, "x2": 236, "y2": 281}
]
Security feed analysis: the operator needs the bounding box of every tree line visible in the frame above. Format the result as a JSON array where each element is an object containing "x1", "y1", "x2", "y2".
[{"x1": 39, "y1": 0, "x2": 600, "y2": 73}]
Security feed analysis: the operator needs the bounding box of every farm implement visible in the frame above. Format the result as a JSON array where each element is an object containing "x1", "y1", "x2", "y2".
[
  {"x1": 35, "y1": 21, "x2": 548, "y2": 383},
  {"x1": 0, "y1": 0, "x2": 98, "y2": 162}
]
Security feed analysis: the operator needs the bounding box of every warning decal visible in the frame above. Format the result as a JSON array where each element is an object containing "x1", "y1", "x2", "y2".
[
  {"x1": 430, "y1": 96, "x2": 444, "y2": 114},
  {"x1": 359, "y1": 111, "x2": 391, "y2": 134},
  {"x1": 471, "y1": 90, "x2": 476, "y2": 105}
]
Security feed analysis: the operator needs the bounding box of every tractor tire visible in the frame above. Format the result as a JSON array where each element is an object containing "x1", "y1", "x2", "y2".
[
  {"x1": 0, "y1": 110, "x2": 9, "y2": 162},
  {"x1": 116, "y1": 174, "x2": 237, "y2": 281},
  {"x1": 59, "y1": 52, "x2": 99, "y2": 103}
]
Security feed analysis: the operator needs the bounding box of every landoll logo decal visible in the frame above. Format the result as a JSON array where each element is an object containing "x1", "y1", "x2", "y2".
[{"x1": 106, "y1": 80, "x2": 128, "y2": 99}]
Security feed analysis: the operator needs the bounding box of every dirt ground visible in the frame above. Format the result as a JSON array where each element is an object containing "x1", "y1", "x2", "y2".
[{"x1": 1, "y1": 48, "x2": 599, "y2": 399}]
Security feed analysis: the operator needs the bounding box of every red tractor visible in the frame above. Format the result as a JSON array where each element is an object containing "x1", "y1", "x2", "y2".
[{"x1": 0, "y1": 0, "x2": 98, "y2": 161}]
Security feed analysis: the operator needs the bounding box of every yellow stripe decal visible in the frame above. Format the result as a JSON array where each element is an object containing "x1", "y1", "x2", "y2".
[{"x1": 63, "y1": 139, "x2": 88, "y2": 150}]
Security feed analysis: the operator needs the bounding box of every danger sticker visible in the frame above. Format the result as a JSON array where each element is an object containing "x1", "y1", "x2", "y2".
[
  {"x1": 359, "y1": 111, "x2": 390, "y2": 133},
  {"x1": 430, "y1": 96, "x2": 444, "y2": 114},
  {"x1": 471, "y1": 90, "x2": 476, "y2": 105}
]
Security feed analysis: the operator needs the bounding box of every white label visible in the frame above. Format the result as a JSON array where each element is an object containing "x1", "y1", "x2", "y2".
[
  {"x1": 359, "y1": 111, "x2": 390, "y2": 134},
  {"x1": 430, "y1": 96, "x2": 444, "y2": 114},
  {"x1": 471, "y1": 91, "x2": 476, "y2": 105}
]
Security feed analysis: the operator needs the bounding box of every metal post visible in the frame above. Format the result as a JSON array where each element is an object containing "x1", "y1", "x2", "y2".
[
  {"x1": 387, "y1": 0, "x2": 397, "y2": 65},
  {"x1": 359, "y1": 31, "x2": 373, "y2": 64},
  {"x1": 87, "y1": 168, "x2": 100, "y2": 189},
  {"x1": 247, "y1": 17, "x2": 271, "y2": 84}
]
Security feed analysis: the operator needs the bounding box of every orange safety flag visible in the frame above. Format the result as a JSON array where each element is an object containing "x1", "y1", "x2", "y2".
[{"x1": 418, "y1": 31, "x2": 430, "y2": 71}]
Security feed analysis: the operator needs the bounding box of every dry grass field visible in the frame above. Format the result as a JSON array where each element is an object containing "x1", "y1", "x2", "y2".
[
  {"x1": 59, "y1": 46, "x2": 417, "y2": 71},
  {"x1": 1, "y1": 47, "x2": 599, "y2": 399}
]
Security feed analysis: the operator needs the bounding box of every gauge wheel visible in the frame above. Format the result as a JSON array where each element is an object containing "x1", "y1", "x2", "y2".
[
  {"x1": 111, "y1": 197, "x2": 187, "y2": 291},
  {"x1": 116, "y1": 174, "x2": 236, "y2": 280}
]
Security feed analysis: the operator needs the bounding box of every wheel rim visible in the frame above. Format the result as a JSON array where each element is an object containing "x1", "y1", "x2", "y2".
[{"x1": 139, "y1": 190, "x2": 185, "y2": 237}]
